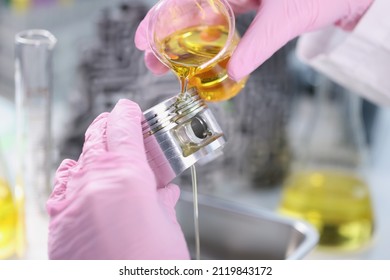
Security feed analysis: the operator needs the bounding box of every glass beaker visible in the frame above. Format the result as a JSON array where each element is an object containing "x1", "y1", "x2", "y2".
[
  {"x1": 147, "y1": 0, "x2": 248, "y2": 102},
  {"x1": 14, "y1": 29, "x2": 57, "y2": 253},
  {"x1": 278, "y1": 76, "x2": 375, "y2": 251}
]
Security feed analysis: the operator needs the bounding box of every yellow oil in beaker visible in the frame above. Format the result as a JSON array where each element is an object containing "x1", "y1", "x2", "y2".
[
  {"x1": 160, "y1": 25, "x2": 247, "y2": 101},
  {"x1": 0, "y1": 178, "x2": 17, "y2": 259},
  {"x1": 278, "y1": 170, "x2": 374, "y2": 250}
]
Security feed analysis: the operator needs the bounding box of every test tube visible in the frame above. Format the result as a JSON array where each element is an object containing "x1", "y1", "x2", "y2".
[{"x1": 14, "y1": 29, "x2": 57, "y2": 223}]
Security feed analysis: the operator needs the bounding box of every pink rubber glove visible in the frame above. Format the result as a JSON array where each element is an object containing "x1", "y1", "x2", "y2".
[
  {"x1": 46, "y1": 99, "x2": 190, "y2": 260},
  {"x1": 135, "y1": 0, "x2": 373, "y2": 80}
]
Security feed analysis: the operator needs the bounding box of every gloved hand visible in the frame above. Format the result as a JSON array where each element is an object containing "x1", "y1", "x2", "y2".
[
  {"x1": 135, "y1": 0, "x2": 373, "y2": 80},
  {"x1": 46, "y1": 99, "x2": 190, "y2": 260}
]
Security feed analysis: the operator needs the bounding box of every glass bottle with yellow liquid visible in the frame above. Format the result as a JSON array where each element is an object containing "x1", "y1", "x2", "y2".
[
  {"x1": 147, "y1": 0, "x2": 248, "y2": 101},
  {"x1": 278, "y1": 76, "x2": 375, "y2": 251},
  {"x1": 0, "y1": 144, "x2": 17, "y2": 259}
]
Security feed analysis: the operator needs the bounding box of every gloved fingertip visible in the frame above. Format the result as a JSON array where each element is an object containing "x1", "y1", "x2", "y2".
[
  {"x1": 84, "y1": 112, "x2": 109, "y2": 140},
  {"x1": 228, "y1": 37, "x2": 267, "y2": 81},
  {"x1": 54, "y1": 159, "x2": 77, "y2": 185},
  {"x1": 58, "y1": 158, "x2": 77, "y2": 171},
  {"x1": 89, "y1": 112, "x2": 109, "y2": 126},
  {"x1": 227, "y1": 63, "x2": 242, "y2": 82},
  {"x1": 158, "y1": 183, "x2": 181, "y2": 207},
  {"x1": 115, "y1": 99, "x2": 143, "y2": 117},
  {"x1": 227, "y1": 58, "x2": 251, "y2": 82},
  {"x1": 134, "y1": 14, "x2": 150, "y2": 50},
  {"x1": 106, "y1": 99, "x2": 146, "y2": 155},
  {"x1": 81, "y1": 112, "x2": 109, "y2": 159},
  {"x1": 47, "y1": 159, "x2": 77, "y2": 216},
  {"x1": 134, "y1": 34, "x2": 148, "y2": 51},
  {"x1": 145, "y1": 52, "x2": 169, "y2": 75}
]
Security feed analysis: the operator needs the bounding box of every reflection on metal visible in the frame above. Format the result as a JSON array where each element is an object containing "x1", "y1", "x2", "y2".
[
  {"x1": 143, "y1": 90, "x2": 225, "y2": 188},
  {"x1": 177, "y1": 190, "x2": 318, "y2": 260}
]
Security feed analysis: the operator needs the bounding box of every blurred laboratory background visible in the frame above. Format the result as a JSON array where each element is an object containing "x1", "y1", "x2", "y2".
[{"x1": 1, "y1": 0, "x2": 390, "y2": 260}]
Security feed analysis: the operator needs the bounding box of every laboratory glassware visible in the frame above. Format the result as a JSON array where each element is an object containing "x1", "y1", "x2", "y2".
[
  {"x1": 278, "y1": 76, "x2": 375, "y2": 251},
  {"x1": 14, "y1": 30, "x2": 57, "y2": 226},
  {"x1": 146, "y1": 0, "x2": 248, "y2": 102}
]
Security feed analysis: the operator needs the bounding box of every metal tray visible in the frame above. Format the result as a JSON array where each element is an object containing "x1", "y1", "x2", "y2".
[{"x1": 176, "y1": 190, "x2": 318, "y2": 260}]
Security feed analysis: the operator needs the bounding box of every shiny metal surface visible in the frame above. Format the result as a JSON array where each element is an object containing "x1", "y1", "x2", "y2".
[
  {"x1": 142, "y1": 92, "x2": 226, "y2": 188},
  {"x1": 176, "y1": 190, "x2": 319, "y2": 260}
]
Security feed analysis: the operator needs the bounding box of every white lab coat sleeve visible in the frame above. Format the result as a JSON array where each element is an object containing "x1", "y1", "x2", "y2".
[{"x1": 296, "y1": 0, "x2": 390, "y2": 106}]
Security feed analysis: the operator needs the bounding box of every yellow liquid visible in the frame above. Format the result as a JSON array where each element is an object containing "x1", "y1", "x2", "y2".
[
  {"x1": 0, "y1": 178, "x2": 17, "y2": 259},
  {"x1": 14, "y1": 176, "x2": 26, "y2": 258},
  {"x1": 160, "y1": 25, "x2": 247, "y2": 101},
  {"x1": 190, "y1": 165, "x2": 200, "y2": 260},
  {"x1": 278, "y1": 170, "x2": 374, "y2": 250}
]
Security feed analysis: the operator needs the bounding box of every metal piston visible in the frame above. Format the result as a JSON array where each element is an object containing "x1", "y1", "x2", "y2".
[{"x1": 142, "y1": 91, "x2": 226, "y2": 188}]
